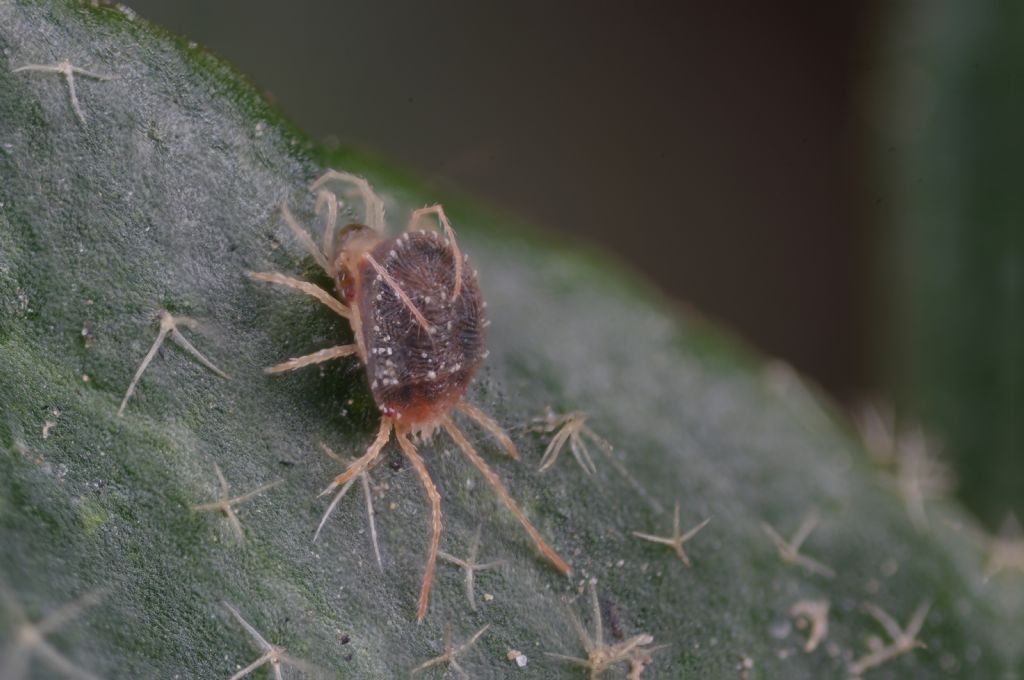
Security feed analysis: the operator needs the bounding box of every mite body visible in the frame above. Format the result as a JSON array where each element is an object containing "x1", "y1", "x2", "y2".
[
  {"x1": 249, "y1": 171, "x2": 569, "y2": 621},
  {"x1": 356, "y1": 231, "x2": 485, "y2": 430}
]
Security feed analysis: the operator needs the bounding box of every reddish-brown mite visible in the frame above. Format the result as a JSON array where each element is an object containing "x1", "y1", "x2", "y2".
[{"x1": 248, "y1": 171, "x2": 571, "y2": 621}]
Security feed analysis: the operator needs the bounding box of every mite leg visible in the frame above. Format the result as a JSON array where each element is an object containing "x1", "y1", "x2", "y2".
[
  {"x1": 362, "y1": 253, "x2": 431, "y2": 331},
  {"x1": 280, "y1": 201, "x2": 331, "y2": 275},
  {"x1": 312, "y1": 475, "x2": 357, "y2": 544},
  {"x1": 264, "y1": 344, "x2": 358, "y2": 374},
  {"x1": 360, "y1": 471, "x2": 384, "y2": 572},
  {"x1": 395, "y1": 429, "x2": 442, "y2": 622},
  {"x1": 442, "y1": 416, "x2": 571, "y2": 576},
  {"x1": 246, "y1": 271, "x2": 350, "y2": 320},
  {"x1": 455, "y1": 400, "x2": 519, "y2": 459},
  {"x1": 318, "y1": 418, "x2": 392, "y2": 496},
  {"x1": 406, "y1": 204, "x2": 463, "y2": 300},
  {"x1": 311, "y1": 170, "x2": 386, "y2": 234},
  {"x1": 314, "y1": 189, "x2": 339, "y2": 268},
  {"x1": 313, "y1": 444, "x2": 383, "y2": 570}
]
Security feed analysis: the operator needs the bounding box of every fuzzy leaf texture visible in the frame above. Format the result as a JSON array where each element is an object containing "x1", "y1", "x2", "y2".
[{"x1": 0, "y1": 2, "x2": 1019, "y2": 678}]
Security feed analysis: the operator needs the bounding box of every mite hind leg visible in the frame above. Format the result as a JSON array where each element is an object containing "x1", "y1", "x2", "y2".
[
  {"x1": 456, "y1": 400, "x2": 519, "y2": 459},
  {"x1": 318, "y1": 417, "x2": 393, "y2": 496},
  {"x1": 395, "y1": 428, "x2": 442, "y2": 622},
  {"x1": 313, "y1": 443, "x2": 384, "y2": 573},
  {"x1": 245, "y1": 272, "x2": 356, "y2": 372},
  {"x1": 311, "y1": 170, "x2": 386, "y2": 234},
  {"x1": 441, "y1": 416, "x2": 571, "y2": 576}
]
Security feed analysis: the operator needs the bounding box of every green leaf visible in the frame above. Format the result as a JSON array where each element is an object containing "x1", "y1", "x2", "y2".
[{"x1": 0, "y1": 2, "x2": 1018, "y2": 678}]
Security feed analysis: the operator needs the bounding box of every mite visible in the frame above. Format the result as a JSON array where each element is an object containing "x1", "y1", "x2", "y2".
[{"x1": 248, "y1": 171, "x2": 571, "y2": 621}]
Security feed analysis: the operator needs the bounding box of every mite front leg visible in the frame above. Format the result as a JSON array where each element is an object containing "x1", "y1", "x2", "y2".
[
  {"x1": 396, "y1": 429, "x2": 442, "y2": 622},
  {"x1": 279, "y1": 201, "x2": 331, "y2": 275},
  {"x1": 314, "y1": 190, "x2": 340, "y2": 267},
  {"x1": 246, "y1": 271, "x2": 350, "y2": 319},
  {"x1": 311, "y1": 170, "x2": 386, "y2": 234}
]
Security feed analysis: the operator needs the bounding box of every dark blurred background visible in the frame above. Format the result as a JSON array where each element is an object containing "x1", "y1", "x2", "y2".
[
  {"x1": 125, "y1": 1, "x2": 1023, "y2": 529},
  {"x1": 128, "y1": 0, "x2": 874, "y2": 400}
]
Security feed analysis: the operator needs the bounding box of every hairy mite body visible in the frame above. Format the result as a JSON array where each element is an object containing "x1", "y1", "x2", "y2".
[
  {"x1": 248, "y1": 171, "x2": 569, "y2": 621},
  {"x1": 357, "y1": 232, "x2": 485, "y2": 431}
]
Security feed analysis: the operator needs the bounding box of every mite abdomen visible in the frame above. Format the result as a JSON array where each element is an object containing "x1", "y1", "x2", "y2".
[{"x1": 357, "y1": 231, "x2": 486, "y2": 427}]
